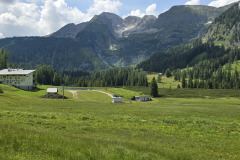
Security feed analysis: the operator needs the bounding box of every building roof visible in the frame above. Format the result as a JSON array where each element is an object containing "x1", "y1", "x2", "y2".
[
  {"x1": 47, "y1": 88, "x2": 58, "y2": 93},
  {"x1": 0, "y1": 69, "x2": 35, "y2": 75},
  {"x1": 112, "y1": 97, "x2": 122, "y2": 99},
  {"x1": 135, "y1": 96, "x2": 150, "y2": 98}
]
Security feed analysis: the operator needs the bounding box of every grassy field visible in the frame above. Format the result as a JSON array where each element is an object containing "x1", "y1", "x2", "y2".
[
  {"x1": 0, "y1": 84, "x2": 240, "y2": 159},
  {"x1": 147, "y1": 74, "x2": 181, "y2": 89}
]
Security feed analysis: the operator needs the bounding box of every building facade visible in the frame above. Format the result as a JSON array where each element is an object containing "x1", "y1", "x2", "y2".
[
  {"x1": 135, "y1": 96, "x2": 151, "y2": 102},
  {"x1": 112, "y1": 97, "x2": 122, "y2": 103},
  {"x1": 0, "y1": 68, "x2": 35, "y2": 90}
]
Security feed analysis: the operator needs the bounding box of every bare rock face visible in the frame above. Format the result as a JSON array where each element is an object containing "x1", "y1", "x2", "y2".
[
  {"x1": 121, "y1": 15, "x2": 157, "y2": 37},
  {"x1": 51, "y1": 13, "x2": 158, "y2": 38}
]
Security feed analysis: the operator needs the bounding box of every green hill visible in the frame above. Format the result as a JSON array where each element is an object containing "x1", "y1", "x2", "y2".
[
  {"x1": 137, "y1": 3, "x2": 240, "y2": 73},
  {"x1": 204, "y1": 3, "x2": 240, "y2": 47}
]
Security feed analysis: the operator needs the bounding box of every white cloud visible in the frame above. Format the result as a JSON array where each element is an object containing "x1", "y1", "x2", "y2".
[
  {"x1": 208, "y1": 0, "x2": 238, "y2": 7},
  {"x1": 0, "y1": 1, "x2": 40, "y2": 37},
  {"x1": 185, "y1": 0, "x2": 200, "y2": 5},
  {"x1": 37, "y1": 0, "x2": 87, "y2": 35},
  {"x1": 146, "y1": 4, "x2": 158, "y2": 17},
  {"x1": 0, "y1": 33, "x2": 4, "y2": 39},
  {"x1": 0, "y1": 0, "x2": 15, "y2": 4},
  {"x1": 26, "y1": 0, "x2": 47, "y2": 3},
  {"x1": 87, "y1": 0, "x2": 122, "y2": 17},
  {"x1": 125, "y1": 3, "x2": 159, "y2": 18},
  {"x1": 0, "y1": 0, "x2": 122, "y2": 37},
  {"x1": 128, "y1": 9, "x2": 145, "y2": 17}
]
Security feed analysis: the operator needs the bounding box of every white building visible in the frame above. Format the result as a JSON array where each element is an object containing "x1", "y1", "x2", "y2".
[
  {"x1": 0, "y1": 68, "x2": 35, "y2": 90},
  {"x1": 112, "y1": 97, "x2": 122, "y2": 103},
  {"x1": 135, "y1": 96, "x2": 151, "y2": 102}
]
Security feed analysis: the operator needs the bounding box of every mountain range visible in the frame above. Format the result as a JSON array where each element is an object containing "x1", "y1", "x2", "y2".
[
  {"x1": 137, "y1": 2, "x2": 240, "y2": 72},
  {"x1": 0, "y1": 3, "x2": 235, "y2": 71}
]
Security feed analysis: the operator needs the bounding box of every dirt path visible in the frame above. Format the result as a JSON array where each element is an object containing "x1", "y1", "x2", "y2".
[
  {"x1": 92, "y1": 90, "x2": 113, "y2": 98},
  {"x1": 67, "y1": 90, "x2": 113, "y2": 98},
  {"x1": 68, "y1": 90, "x2": 78, "y2": 98}
]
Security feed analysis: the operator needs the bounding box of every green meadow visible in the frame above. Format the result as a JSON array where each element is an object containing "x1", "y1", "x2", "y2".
[{"x1": 0, "y1": 84, "x2": 240, "y2": 159}]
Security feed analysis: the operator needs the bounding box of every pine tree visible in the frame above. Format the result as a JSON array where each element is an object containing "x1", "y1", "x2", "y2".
[
  {"x1": 53, "y1": 72, "x2": 62, "y2": 86},
  {"x1": 188, "y1": 76, "x2": 193, "y2": 88},
  {"x1": 157, "y1": 74, "x2": 162, "y2": 82},
  {"x1": 150, "y1": 77, "x2": 158, "y2": 97},
  {"x1": 165, "y1": 68, "x2": 172, "y2": 78},
  {"x1": 182, "y1": 76, "x2": 186, "y2": 88},
  {"x1": 177, "y1": 84, "x2": 181, "y2": 89},
  {"x1": 0, "y1": 48, "x2": 10, "y2": 69}
]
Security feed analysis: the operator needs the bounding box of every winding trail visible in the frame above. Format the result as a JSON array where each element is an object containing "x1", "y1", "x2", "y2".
[
  {"x1": 68, "y1": 90, "x2": 78, "y2": 98},
  {"x1": 67, "y1": 90, "x2": 113, "y2": 98},
  {"x1": 92, "y1": 90, "x2": 113, "y2": 98}
]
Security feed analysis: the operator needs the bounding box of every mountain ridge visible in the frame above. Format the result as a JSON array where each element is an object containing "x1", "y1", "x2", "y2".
[
  {"x1": 137, "y1": 2, "x2": 240, "y2": 73},
  {"x1": 0, "y1": 4, "x2": 235, "y2": 71}
]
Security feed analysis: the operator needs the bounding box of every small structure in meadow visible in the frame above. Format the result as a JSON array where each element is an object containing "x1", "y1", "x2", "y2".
[
  {"x1": 135, "y1": 96, "x2": 151, "y2": 102},
  {"x1": 42, "y1": 88, "x2": 65, "y2": 99},
  {"x1": 47, "y1": 88, "x2": 58, "y2": 95},
  {"x1": 112, "y1": 95, "x2": 122, "y2": 103}
]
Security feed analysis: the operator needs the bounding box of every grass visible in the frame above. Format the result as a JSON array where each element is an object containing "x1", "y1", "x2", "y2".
[
  {"x1": 147, "y1": 74, "x2": 181, "y2": 89},
  {"x1": 0, "y1": 84, "x2": 240, "y2": 159},
  {"x1": 106, "y1": 87, "x2": 144, "y2": 99},
  {"x1": 126, "y1": 86, "x2": 240, "y2": 98},
  {"x1": 222, "y1": 60, "x2": 240, "y2": 73}
]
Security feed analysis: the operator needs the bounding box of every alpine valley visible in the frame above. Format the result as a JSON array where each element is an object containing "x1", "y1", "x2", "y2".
[{"x1": 0, "y1": 3, "x2": 235, "y2": 71}]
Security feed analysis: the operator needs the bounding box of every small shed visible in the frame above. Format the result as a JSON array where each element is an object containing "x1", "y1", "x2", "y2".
[
  {"x1": 47, "y1": 88, "x2": 58, "y2": 95},
  {"x1": 135, "y1": 96, "x2": 151, "y2": 102},
  {"x1": 112, "y1": 97, "x2": 122, "y2": 103}
]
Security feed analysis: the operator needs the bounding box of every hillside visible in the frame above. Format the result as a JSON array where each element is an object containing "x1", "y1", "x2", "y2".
[
  {"x1": 137, "y1": 2, "x2": 240, "y2": 73},
  {"x1": 204, "y1": 2, "x2": 240, "y2": 47},
  {"x1": 0, "y1": 37, "x2": 109, "y2": 71},
  {"x1": 0, "y1": 4, "x2": 231, "y2": 71}
]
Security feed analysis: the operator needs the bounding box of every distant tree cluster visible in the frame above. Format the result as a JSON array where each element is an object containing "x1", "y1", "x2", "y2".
[
  {"x1": 34, "y1": 65, "x2": 89, "y2": 86},
  {"x1": 77, "y1": 68, "x2": 148, "y2": 87},
  {"x1": 137, "y1": 39, "x2": 207, "y2": 72},
  {"x1": 171, "y1": 46, "x2": 240, "y2": 89},
  {"x1": 176, "y1": 68, "x2": 240, "y2": 89},
  {"x1": 35, "y1": 66, "x2": 148, "y2": 87}
]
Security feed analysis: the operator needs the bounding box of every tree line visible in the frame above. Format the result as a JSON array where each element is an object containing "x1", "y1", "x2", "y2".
[
  {"x1": 171, "y1": 46, "x2": 240, "y2": 89},
  {"x1": 35, "y1": 65, "x2": 148, "y2": 87}
]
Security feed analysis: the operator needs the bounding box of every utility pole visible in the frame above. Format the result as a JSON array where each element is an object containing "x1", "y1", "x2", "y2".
[{"x1": 62, "y1": 84, "x2": 64, "y2": 100}]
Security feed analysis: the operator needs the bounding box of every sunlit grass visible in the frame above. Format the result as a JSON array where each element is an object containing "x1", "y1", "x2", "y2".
[
  {"x1": 0, "y1": 84, "x2": 240, "y2": 159},
  {"x1": 147, "y1": 74, "x2": 181, "y2": 89}
]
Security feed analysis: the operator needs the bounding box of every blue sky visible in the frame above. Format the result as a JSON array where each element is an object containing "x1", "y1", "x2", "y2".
[
  {"x1": 0, "y1": 0, "x2": 238, "y2": 38},
  {"x1": 65, "y1": 0, "x2": 230, "y2": 16}
]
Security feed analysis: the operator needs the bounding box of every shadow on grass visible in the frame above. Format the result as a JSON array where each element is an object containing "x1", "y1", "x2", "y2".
[
  {"x1": 30, "y1": 87, "x2": 44, "y2": 92},
  {"x1": 41, "y1": 94, "x2": 67, "y2": 99}
]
